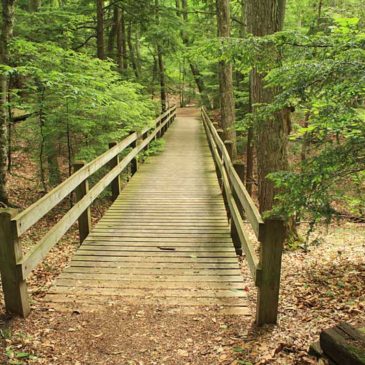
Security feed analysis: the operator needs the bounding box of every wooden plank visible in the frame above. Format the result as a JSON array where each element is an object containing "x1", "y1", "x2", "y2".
[
  {"x1": 55, "y1": 278, "x2": 244, "y2": 288},
  {"x1": 84, "y1": 237, "x2": 233, "y2": 243},
  {"x1": 320, "y1": 323, "x2": 365, "y2": 365},
  {"x1": 69, "y1": 260, "x2": 240, "y2": 269},
  {"x1": 80, "y1": 245, "x2": 233, "y2": 252},
  {"x1": 63, "y1": 267, "x2": 241, "y2": 276},
  {"x1": 75, "y1": 250, "x2": 236, "y2": 258},
  {"x1": 60, "y1": 268, "x2": 243, "y2": 278},
  {"x1": 83, "y1": 240, "x2": 233, "y2": 247},
  {"x1": 72, "y1": 255, "x2": 238, "y2": 263},
  {"x1": 48, "y1": 286, "x2": 246, "y2": 298}
]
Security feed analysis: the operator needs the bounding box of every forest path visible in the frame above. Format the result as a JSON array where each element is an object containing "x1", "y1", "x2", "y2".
[{"x1": 45, "y1": 107, "x2": 248, "y2": 315}]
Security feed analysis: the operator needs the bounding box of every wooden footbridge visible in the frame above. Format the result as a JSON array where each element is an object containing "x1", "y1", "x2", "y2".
[{"x1": 0, "y1": 106, "x2": 285, "y2": 325}]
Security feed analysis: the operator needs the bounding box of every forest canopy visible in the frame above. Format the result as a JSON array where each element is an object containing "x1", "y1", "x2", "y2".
[{"x1": 0, "y1": 0, "x2": 364, "y2": 232}]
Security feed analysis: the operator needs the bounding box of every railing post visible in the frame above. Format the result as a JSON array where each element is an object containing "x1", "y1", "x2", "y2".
[
  {"x1": 223, "y1": 140, "x2": 233, "y2": 220},
  {"x1": 0, "y1": 209, "x2": 30, "y2": 317},
  {"x1": 230, "y1": 160, "x2": 245, "y2": 256},
  {"x1": 130, "y1": 132, "x2": 139, "y2": 176},
  {"x1": 108, "y1": 142, "x2": 121, "y2": 200},
  {"x1": 256, "y1": 218, "x2": 285, "y2": 325},
  {"x1": 73, "y1": 161, "x2": 91, "y2": 243}
]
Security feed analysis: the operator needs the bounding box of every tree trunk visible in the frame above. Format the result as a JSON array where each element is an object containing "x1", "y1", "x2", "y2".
[
  {"x1": 96, "y1": 0, "x2": 105, "y2": 60},
  {"x1": 127, "y1": 23, "x2": 139, "y2": 79},
  {"x1": 216, "y1": 0, "x2": 237, "y2": 158},
  {"x1": 0, "y1": 0, "x2": 16, "y2": 205},
  {"x1": 246, "y1": 0, "x2": 288, "y2": 214},
  {"x1": 155, "y1": 0, "x2": 167, "y2": 112},
  {"x1": 116, "y1": 6, "x2": 128, "y2": 71},
  {"x1": 107, "y1": 5, "x2": 119, "y2": 58},
  {"x1": 157, "y1": 46, "x2": 167, "y2": 112}
]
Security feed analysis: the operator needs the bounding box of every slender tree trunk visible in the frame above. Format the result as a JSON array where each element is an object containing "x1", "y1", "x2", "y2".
[
  {"x1": 155, "y1": 0, "x2": 167, "y2": 112},
  {"x1": 6, "y1": 78, "x2": 12, "y2": 172},
  {"x1": 46, "y1": 140, "x2": 61, "y2": 186},
  {"x1": 0, "y1": 0, "x2": 16, "y2": 205},
  {"x1": 246, "y1": 0, "x2": 289, "y2": 214},
  {"x1": 121, "y1": 7, "x2": 128, "y2": 69},
  {"x1": 127, "y1": 23, "x2": 139, "y2": 79},
  {"x1": 107, "y1": 5, "x2": 119, "y2": 58},
  {"x1": 96, "y1": 0, "x2": 105, "y2": 59},
  {"x1": 157, "y1": 46, "x2": 167, "y2": 112},
  {"x1": 116, "y1": 6, "x2": 127, "y2": 71},
  {"x1": 116, "y1": 6, "x2": 123, "y2": 70},
  {"x1": 216, "y1": 0, "x2": 237, "y2": 158}
]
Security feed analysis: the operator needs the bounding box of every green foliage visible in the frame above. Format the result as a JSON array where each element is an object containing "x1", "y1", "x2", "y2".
[
  {"x1": 3, "y1": 37, "x2": 154, "y2": 186},
  {"x1": 263, "y1": 18, "x2": 365, "y2": 223}
]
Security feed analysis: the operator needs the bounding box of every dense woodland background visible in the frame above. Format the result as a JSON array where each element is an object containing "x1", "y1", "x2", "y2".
[{"x1": 0, "y1": 0, "x2": 364, "y2": 238}]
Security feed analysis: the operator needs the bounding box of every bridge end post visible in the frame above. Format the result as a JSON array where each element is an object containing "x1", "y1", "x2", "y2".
[
  {"x1": 0, "y1": 209, "x2": 30, "y2": 317},
  {"x1": 73, "y1": 161, "x2": 92, "y2": 243},
  {"x1": 256, "y1": 218, "x2": 285, "y2": 326}
]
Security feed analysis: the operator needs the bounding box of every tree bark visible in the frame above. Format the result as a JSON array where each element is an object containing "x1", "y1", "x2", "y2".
[
  {"x1": 216, "y1": 0, "x2": 237, "y2": 158},
  {"x1": 157, "y1": 46, "x2": 167, "y2": 112},
  {"x1": 155, "y1": 0, "x2": 167, "y2": 112},
  {"x1": 96, "y1": 0, "x2": 105, "y2": 59},
  {"x1": 107, "y1": 5, "x2": 119, "y2": 58},
  {"x1": 246, "y1": 0, "x2": 288, "y2": 213},
  {"x1": 127, "y1": 23, "x2": 139, "y2": 79},
  {"x1": 0, "y1": 0, "x2": 16, "y2": 205}
]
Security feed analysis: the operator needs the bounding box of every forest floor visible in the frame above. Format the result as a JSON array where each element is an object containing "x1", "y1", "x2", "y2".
[
  {"x1": 0, "y1": 115, "x2": 364, "y2": 365},
  {"x1": 0, "y1": 221, "x2": 363, "y2": 365}
]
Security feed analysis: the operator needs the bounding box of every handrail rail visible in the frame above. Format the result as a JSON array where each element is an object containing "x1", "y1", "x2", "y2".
[
  {"x1": 201, "y1": 106, "x2": 285, "y2": 326},
  {"x1": 202, "y1": 108, "x2": 261, "y2": 281},
  {"x1": 202, "y1": 107, "x2": 264, "y2": 237},
  {"x1": 5, "y1": 105, "x2": 176, "y2": 285},
  {"x1": 13, "y1": 105, "x2": 176, "y2": 236}
]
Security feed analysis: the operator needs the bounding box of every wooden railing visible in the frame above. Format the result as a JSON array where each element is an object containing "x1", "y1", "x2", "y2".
[
  {"x1": 0, "y1": 105, "x2": 177, "y2": 318},
  {"x1": 201, "y1": 107, "x2": 285, "y2": 326}
]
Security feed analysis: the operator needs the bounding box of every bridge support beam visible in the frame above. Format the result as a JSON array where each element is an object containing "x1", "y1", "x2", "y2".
[{"x1": 0, "y1": 209, "x2": 30, "y2": 317}]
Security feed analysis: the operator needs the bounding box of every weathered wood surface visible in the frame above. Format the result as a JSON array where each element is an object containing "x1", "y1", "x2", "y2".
[
  {"x1": 320, "y1": 323, "x2": 365, "y2": 365},
  {"x1": 46, "y1": 110, "x2": 248, "y2": 314}
]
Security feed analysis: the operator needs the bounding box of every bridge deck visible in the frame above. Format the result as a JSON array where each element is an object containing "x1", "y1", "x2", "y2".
[{"x1": 46, "y1": 110, "x2": 249, "y2": 315}]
